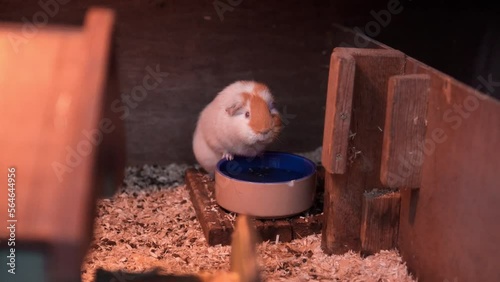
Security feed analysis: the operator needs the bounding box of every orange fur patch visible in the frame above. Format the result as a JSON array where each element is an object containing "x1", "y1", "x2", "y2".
[
  {"x1": 241, "y1": 92, "x2": 252, "y2": 104},
  {"x1": 253, "y1": 82, "x2": 269, "y2": 94},
  {"x1": 248, "y1": 94, "x2": 272, "y2": 134}
]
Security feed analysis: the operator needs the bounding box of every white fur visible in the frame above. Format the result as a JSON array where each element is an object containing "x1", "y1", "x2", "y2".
[{"x1": 192, "y1": 81, "x2": 280, "y2": 174}]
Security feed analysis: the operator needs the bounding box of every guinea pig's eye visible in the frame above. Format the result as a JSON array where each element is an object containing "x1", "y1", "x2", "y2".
[{"x1": 245, "y1": 111, "x2": 250, "y2": 118}]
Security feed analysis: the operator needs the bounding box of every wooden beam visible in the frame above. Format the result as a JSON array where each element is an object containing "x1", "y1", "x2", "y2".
[
  {"x1": 380, "y1": 74, "x2": 430, "y2": 188},
  {"x1": 360, "y1": 190, "x2": 401, "y2": 256}
]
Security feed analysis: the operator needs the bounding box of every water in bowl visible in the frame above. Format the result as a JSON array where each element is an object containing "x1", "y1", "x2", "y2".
[{"x1": 234, "y1": 167, "x2": 305, "y2": 183}]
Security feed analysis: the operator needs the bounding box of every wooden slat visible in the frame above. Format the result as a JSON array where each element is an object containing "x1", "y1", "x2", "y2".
[
  {"x1": 360, "y1": 190, "x2": 401, "y2": 256},
  {"x1": 321, "y1": 48, "x2": 405, "y2": 254},
  {"x1": 291, "y1": 216, "x2": 322, "y2": 240},
  {"x1": 2, "y1": 33, "x2": 86, "y2": 239},
  {"x1": 321, "y1": 52, "x2": 355, "y2": 174},
  {"x1": 185, "y1": 169, "x2": 234, "y2": 246},
  {"x1": 253, "y1": 219, "x2": 292, "y2": 243},
  {"x1": 380, "y1": 74, "x2": 430, "y2": 188}
]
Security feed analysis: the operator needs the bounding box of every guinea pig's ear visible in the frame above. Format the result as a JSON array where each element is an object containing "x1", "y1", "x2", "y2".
[
  {"x1": 226, "y1": 103, "x2": 243, "y2": 116},
  {"x1": 269, "y1": 101, "x2": 280, "y2": 115}
]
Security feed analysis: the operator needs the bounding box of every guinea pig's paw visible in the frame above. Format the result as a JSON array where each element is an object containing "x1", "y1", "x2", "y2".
[{"x1": 222, "y1": 152, "x2": 234, "y2": 161}]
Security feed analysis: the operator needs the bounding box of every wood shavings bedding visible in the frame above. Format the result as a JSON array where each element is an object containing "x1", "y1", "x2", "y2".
[
  {"x1": 82, "y1": 148, "x2": 414, "y2": 281},
  {"x1": 81, "y1": 182, "x2": 415, "y2": 282}
]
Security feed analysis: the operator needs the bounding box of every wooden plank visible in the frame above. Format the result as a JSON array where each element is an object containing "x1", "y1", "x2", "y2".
[
  {"x1": 397, "y1": 57, "x2": 500, "y2": 282},
  {"x1": 185, "y1": 169, "x2": 234, "y2": 246},
  {"x1": 0, "y1": 8, "x2": 116, "y2": 282},
  {"x1": 321, "y1": 52, "x2": 355, "y2": 174},
  {"x1": 0, "y1": 28, "x2": 82, "y2": 242},
  {"x1": 380, "y1": 74, "x2": 430, "y2": 188},
  {"x1": 360, "y1": 190, "x2": 401, "y2": 256},
  {"x1": 321, "y1": 48, "x2": 405, "y2": 254},
  {"x1": 291, "y1": 215, "x2": 323, "y2": 239},
  {"x1": 253, "y1": 220, "x2": 292, "y2": 243}
]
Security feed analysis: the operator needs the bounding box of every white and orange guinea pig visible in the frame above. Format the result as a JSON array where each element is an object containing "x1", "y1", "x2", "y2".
[{"x1": 192, "y1": 80, "x2": 282, "y2": 175}]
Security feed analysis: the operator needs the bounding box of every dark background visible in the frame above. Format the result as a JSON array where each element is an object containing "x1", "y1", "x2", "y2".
[{"x1": 1, "y1": 0, "x2": 498, "y2": 165}]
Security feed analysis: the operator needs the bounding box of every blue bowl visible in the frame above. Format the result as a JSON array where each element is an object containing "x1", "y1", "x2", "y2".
[
  {"x1": 215, "y1": 151, "x2": 317, "y2": 218},
  {"x1": 216, "y1": 151, "x2": 317, "y2": 183}
]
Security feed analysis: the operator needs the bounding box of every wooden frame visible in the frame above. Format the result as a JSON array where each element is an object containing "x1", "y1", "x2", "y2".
[{"x1": 322, "y1": 26, "x2": 500, "y2": 281}]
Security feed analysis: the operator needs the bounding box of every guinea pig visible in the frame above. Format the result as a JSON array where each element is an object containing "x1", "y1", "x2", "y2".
[{"x1": 192, "y1": 81, "x2": 282, "y2": 175}]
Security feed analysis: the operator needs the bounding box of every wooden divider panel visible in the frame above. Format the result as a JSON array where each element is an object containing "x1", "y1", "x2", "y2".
[{"x1": 397, "y1": 57, "x2": 500, "y2": 282}]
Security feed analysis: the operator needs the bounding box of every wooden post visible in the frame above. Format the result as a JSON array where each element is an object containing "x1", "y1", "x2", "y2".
[
  {"x1": 360, "y1": 190, "x2": 401, "y2": 256},
  {"x1": 321, "y1": 48, "x2": 405, "y2": 254}
]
